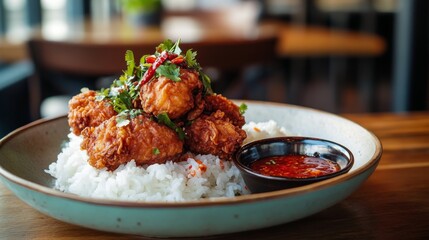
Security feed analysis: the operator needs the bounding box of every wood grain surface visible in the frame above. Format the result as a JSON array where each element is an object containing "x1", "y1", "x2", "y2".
[{"x1": 1, "y1": 111, "x2": 429, "y2": 239}]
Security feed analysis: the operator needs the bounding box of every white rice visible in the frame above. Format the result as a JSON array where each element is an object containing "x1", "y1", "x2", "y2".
[
  {"x1": 46, "y1": 121, "x2": 289, "y2": 202},
  {"x1": 242, "y1": 120, "x2": 291, "y2": 144}
]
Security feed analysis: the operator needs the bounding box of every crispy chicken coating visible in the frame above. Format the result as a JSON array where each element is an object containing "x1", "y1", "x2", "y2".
[
  {"x1": 140, "y1": 69, "x2": 202, "y2": 119},
  {"x1": 81, "y1": 115, "x2": 183, "y2": 171},
  {"x1": 68, "y1": 90, "x2": 116, "y2": 136},
  {"x1": 184, "y1": 111, "x2": 247, "y2": 160},
  {"x1": 186, "y1": 92, "x2": 205, "y2": 121},
  {"x1": 204, "y1": 94, "x2": 245, "y2": 127},
  {"x1": 66, "y1": 41, "x2": 249, "y2": 170}
]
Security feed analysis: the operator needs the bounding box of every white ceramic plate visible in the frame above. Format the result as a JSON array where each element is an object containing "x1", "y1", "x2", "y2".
[{"x1": 0, "y1": 101, "x2": 382, "y2": 237}]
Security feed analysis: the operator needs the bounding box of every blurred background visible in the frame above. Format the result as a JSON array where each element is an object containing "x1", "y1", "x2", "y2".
[{"x1": 0, "y1": 0, "x2": 428, "y2": 137}]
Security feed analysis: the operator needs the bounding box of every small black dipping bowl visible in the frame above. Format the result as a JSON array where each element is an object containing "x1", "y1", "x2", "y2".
[{"x1": 234, "y1": 137, "x2": 354, "y2": 193}]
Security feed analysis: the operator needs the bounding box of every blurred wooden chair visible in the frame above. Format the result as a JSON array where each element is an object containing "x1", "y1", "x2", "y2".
[{"x1": 27, "y1": 35, "x2": 278, "y2": 119}]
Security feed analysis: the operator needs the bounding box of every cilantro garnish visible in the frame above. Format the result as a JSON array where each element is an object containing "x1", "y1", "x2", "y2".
[
  {"x1": 154, "y1": 40, "x2": 214, "y2": 94},
  {"x1": 185, "y1": 49, "x2": 198, "y2": 68},
  {"x1": 111, "y1": 90, "x2": 133, "y2": 113},
  {"x1": 156, "y1": 39, "x2": 182, "y2": 54},
  {"x1": 239, "y1": 103, "x2": 248, "y2": 115},
  {"x1": 156, "y1": 63, "x2": 181, "y2": 82},
  {"x1": 96, "y1": 50, "x2": 143, "y2": 113},
  {"x1": 97, "y1": 39, "x2": 215, "y2": 115},
  {"x1": 184, "y1": 49, "x2": 213, "y2": 95},
  {"x1": 95, "y1": 88, "x2": 109, "y2": 101},
  {"x1": 200, "y1": 71, "x2": 213, "y2": 95},
  {"x1": 156, "y1": 39, "x2": 174, "y2": 53},
  {"x1": 157, "y1": 113, "x2": 185, "y2": 140},
  {"x1": 125, "y1": 50, "x2": 135, "y2": 76}
]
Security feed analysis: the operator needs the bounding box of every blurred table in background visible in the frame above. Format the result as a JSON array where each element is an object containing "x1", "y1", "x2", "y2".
[
  {"x1": 0, "y1": 17, "x2": 385, "y2": 63},
  {"x1": 271, "y1": 21, "x2": 385, "y2": 56}
]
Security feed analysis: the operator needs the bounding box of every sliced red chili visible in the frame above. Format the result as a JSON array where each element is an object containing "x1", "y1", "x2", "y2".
[
  {"x1": 145, "y1": 55, "x2": 156, "y2": 63},
  {"x1": 140, "y1": 51, "x2": 169, "y2": 86},
  {"x1": 171, "y1": 55, "x2": 184, "y2": 64},
  {"x1": 168, "y1": 53, "x2": 178, "y2": 60}
]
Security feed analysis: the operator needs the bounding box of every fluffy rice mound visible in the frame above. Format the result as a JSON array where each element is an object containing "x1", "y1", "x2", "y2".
[{"x1": 46, "y1": 120, "x2": 289, "y2": 202}]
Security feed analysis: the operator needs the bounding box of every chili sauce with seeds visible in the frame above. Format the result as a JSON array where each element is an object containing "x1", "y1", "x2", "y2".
[{"x1": 250, "y1": 155, "x2": 340, "y2": 178}]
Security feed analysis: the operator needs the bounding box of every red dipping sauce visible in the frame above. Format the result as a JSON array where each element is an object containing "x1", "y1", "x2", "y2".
[{"x1": 250, "y1": 155, "x2": 341, "y2": 178}]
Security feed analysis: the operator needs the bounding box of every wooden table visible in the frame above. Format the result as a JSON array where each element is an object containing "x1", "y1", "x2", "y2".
[{"x1": 1, "y1": 111, "x2": 428, "y2": 239}]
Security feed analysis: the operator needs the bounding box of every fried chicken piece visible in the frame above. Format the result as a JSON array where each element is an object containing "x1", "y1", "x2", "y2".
[
  {"x1": 140, "y1": 69, "x2": 202, "y2": 119},
  {"x1": 186, "y1": 92, "x2": 205, "y2": 121},
  {"x1": 81, "y1": 115, "x2": 183, "y2": 171},
  {"x1": 184, "y1": 111, "x2": 247, "y2": 160},
  {"x1": 68, "y1": 90, "x2": 116, "y2": 136},
  {"x1": 204, "y1": 94, "x2": 245, "y2": 127}
]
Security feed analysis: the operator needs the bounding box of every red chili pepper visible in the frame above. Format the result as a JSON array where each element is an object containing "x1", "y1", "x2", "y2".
[
  {"x1": 171, "y1": 55, "x2": 184, "y2": 64},
  {"x1": 168, "y1": 53, "x2": 178, "y2": 60},
  {"x1": 145, "y1": 55, "x2": 156, "y2": 63},
  {"x1": 140, "y1": 51, "x2": 169, "y2": 86}
]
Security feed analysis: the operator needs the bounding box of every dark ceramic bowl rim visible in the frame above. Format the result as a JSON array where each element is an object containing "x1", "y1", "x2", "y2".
[{"x1": 234, "y1": 136, "x2": 355, "y2": 182}]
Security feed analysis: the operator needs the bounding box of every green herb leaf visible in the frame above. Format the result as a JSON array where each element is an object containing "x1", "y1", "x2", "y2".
[
  {"x1": 157, "y1": 113, "x2": 185, "y2": 140},
  {"x1": 185, "y1": 49, "x2": 198, "y2": 68},
  {"x1": 95, "y1": 88, "x2": 109, "y2": 101},
  {"x1": 153, "y1": 148, "x2": 160, "y2": 155},
  {"x1": 239, "y1": 103, "x2": 248, "y2": 115},
  {"x1": 111, "y1": 90, "x2": 133, "y2": 113},
  {"x1": 156, "y1": 63, "x2": 181, "y2": 82},
  {"x1": 140, "y1": 55, "x2": 147, "y2": 65},
  {"x1": 183, "y1": 49, "x2": 213, "y2": 95},
  {"x1": 125, "y1": 50, "x2": 135, "y2": 76},
  {"x1": 137, "y1": 54, "x2": 151, "y2": 79},
  {"x1": 156, "y1": 39, "x2": 174, "y2": 53},
  {"x1": 200, "y1": 72, "x2": 213, "y2": 95},
  {"x1": 156, "y1": 39, "x2": 181, "y2": 54}
]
